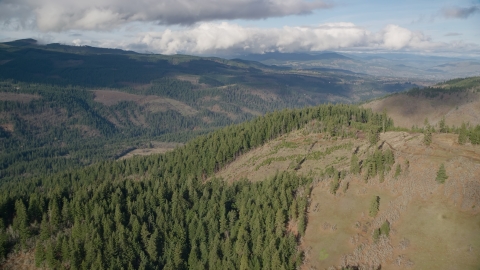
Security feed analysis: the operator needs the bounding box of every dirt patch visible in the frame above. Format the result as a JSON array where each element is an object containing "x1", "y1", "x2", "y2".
[
  {"x1": 1, "y1": 249, "x2": 39, "y2": 270},
  {"x1": 0, "y1": 123, "x2": 14, "y2": 132},
  {"x1": 0, "y1": 92, "x2": 40, "y2": 103},
  {"x1": 93, "y1": 90, "x2": 145, "y2": 106},
  {"x1": 93, "y1": 90, "x2": 198, "y2": 116},
  {"x1": 175, "y1": 75, "x2": 208, "y2": 88},
  {"x1": 208, "y1": 104, "x2": 238, "y2": 120},
  {"x1": 119, "y1": 82, "x2": 152, "y2": 91},
  {"x1": 117, "y1": 142, "x2": 182, "y2": 160}
]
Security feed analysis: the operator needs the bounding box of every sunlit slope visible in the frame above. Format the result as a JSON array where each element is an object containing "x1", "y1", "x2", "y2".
[
  {"x1": 364, "y1": 76, "x2": 480, "y2": 128},
  {"x1": 215, "y1": 127, "x2": 480, "y2": 269}
]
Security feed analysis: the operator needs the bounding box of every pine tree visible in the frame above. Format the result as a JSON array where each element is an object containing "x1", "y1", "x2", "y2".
[
  {"x1": 458, "y1": 122, "x2": 467, "y2": 145},
  {"x1": 369, "y1": 196, "x2": 380, "y2": 217},
  {"x1": 380, "y1": 220, "x2": 390, "y2": 236},
  {"x1": 423, "y1": 124, "x2": 432, "y2": 146},
  {"x1": 34, "y1": 242, "x2": 45, "y2": 267},
  {"x1": 147, "y1": 229, "x2": 159, "y2": 261},
  {"x1": 367, "y1": 125, "x2": 380, "y2": 145},
  {"x1": 436, "y1": 163, "x2": 448, "y2": 184},
  {"x1": 350, "y1": 154, "x2": 360, "y2": 174},
  {"x1": 372, "y1": 228, "x2": 381, "y2": 242},
  {"x1": 40, "y1": 214, "x2": 50, "y2": 241},
  {"x1": 13, "y1": 200, "x2": 29, "y2": 248},
  {"x1": 394, "y1": 164, "x2": 401, "y2": 179},
  {"x1": 330, "y1": 171, "x2": 340, "y2": 195},
  {"x1": 439, "y1": 117, "x2": 447, "y2": 133},
  {"x1": 0, "y1": 221, "x2": 6, "y2": 259}
]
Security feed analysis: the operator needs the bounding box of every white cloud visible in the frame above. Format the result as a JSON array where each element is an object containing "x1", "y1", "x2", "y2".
[
  {"x1": 0, "y1": 0, "x2": 331, "y2": 31},
  {"x1": 126, "y1": 22, "x2": 440, "y2": 55}
]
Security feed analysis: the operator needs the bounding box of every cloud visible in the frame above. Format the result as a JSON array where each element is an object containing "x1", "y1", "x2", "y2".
[
  {"x1": 0, "y1": 0, "x2": 332, "y2": 31},
  {"x1": 123, "y1": 22, "x2": 439, "y2": 55},
  {"x1": 445, "y1": 32, "x2": 462, "y2": 37},
  {"x1": 441, "y1": 5, "x2": 479, "y2": 19}
]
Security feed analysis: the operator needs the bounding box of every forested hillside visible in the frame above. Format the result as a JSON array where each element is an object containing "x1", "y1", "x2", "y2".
[
  {"x1": 0, "y1": 39, "x2": 417, "y2": 180},
  {"x1": 0, "y1": 104, "x2": 391, "y2": 269},
  {"x1": 2, "y1": 39, "x2": 479, "y2": 269},
  {"x1": 365, "y1": 76, "x2": 480, "y2": 128}
]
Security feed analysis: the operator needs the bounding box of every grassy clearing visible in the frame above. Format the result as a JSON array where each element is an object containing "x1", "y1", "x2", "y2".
[
  {"x1": 395, "y1": 195, "x2": 480, "y2": 270},
  {"x1": 304, "y1": 182, "x2": 396, "y2": 269}
]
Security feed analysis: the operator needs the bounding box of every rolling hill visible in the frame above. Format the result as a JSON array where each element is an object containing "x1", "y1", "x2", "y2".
[
  {"x1": 364, "y1": 76, "x2": 480, "y2": 128},
  {"x1": 1, "y1": 40, "x2": 480, "y2": 270},
  {"x1": 0, "y1": 39, "x2": 419, "y2": 180},
  {"x1": 1, "y1": 83, "x2": 479, "y2": 269}
]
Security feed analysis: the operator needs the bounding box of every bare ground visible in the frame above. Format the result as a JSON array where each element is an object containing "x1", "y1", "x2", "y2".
[
  {"x1": 93, "y1": 90, "x2": 198, "y2": 116},
  {"x1": 117, "y1": 142, "x2": 182, "y2": 160}
]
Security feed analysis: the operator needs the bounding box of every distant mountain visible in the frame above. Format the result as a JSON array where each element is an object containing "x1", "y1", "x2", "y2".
[
  {"x1": 236, "y1": 51, "x2": 352, "y2": 62},
  {"x1": 0, "y1": 39, "x2": 418, "y2": 179},
  {"x1": 235, "y1": 50, "x2": 480, "y2": 80}
]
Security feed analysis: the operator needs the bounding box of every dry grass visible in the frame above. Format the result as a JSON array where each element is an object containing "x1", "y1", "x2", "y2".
[
  {"x1": 302, "y1": 181, "x2": 397, "y2": 269},
  {"x1": 393, "y1": 195, "x2": 480, "y2": 270},
  {"x1": 215, "y1": 130, "x2": 356, "y2": 182},
  {"x1": 215, "y1": 128, "x2": 480, "y2": 269},
  {"x1": 307, "y1": 132, "x2": 480, "y2": 269}
]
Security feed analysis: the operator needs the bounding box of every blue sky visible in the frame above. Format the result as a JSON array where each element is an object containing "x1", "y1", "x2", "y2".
[{"x1": 0, "y1": 0, "x2": 479, "y2": 56}]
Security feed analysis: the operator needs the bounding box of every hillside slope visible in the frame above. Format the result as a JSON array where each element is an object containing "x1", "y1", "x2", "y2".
[
  {"x1": 364, "y1": 77, "x2": 480, "y2": 128},
  {"x1": 0, "y1": 93, "x2": 479, "y2": 269},
  {"x1": 214, "y1": 126, "x2": 480, "y2": 269},
  {"x1": 0, "y1": 40, "x2": 420, "y2": 179}
]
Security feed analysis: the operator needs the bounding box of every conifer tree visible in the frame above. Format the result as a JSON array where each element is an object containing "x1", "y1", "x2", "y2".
[
  {"x1": 369, "y1": 196, "x2": 380, "y2": 217},
  {"x1": 436, "y1": 163, "x2": 448, "y2": 184},
  {"x1": 424, "y1": 124, "x2": 432, "y2": 146},
  {"x1": 0, "y1": 221, "x2": 6, "y2": 259},
  {"x1": 380, "y1": 220, "x2": 390, "y2": 236},
  {"x1": 394, "y1": 164, "x2": 401, "y2": 179},
  {"x1": 350, "y1": 154, "x2": 360, "y2": 174},
  {"x1": 458, "y1": 122, "x2": 467, "y2": 145},
  {"x1": 34, "y1": 242, "x2": 45, "y2": 267},
  {"x1": 13, "y1": 200, "x2": 29, "y2": 248},
  {"x1": 330, "y1": 171, "x2": 340, "y2": 195},
  {"x1": 439, "y1": 116, "x2": 447, "y2": 133}
]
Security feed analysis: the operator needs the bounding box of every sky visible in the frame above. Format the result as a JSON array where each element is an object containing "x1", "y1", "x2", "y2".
[{"x1": 0, "y1": 0, "x2": 479, "y2": 57}]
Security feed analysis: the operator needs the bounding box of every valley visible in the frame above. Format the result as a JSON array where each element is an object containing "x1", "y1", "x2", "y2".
[{"x1": 0, "y1": 40, "x2": 479, "y2": 270}]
